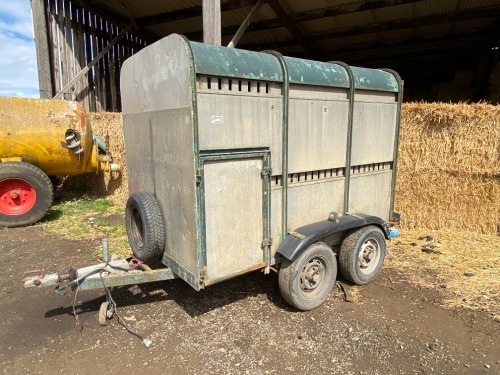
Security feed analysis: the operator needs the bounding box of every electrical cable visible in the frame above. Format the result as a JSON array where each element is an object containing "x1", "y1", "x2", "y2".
[
  {"x1": 99, "y1": 271, "x2": 152, "y2": 348},
  {"x1": 66, "y1": 258, "x2": 152, "y2": 347}
]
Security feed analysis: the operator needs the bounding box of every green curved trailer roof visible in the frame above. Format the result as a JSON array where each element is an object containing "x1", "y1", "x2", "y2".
[{"x1": 189, "y1": 41, "x2": 399, "y2": 92}]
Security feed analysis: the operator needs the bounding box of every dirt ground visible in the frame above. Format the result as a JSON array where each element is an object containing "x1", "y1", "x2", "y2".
[{"x1": 1, "y1": 225, "x2": 499, "y2": 375}]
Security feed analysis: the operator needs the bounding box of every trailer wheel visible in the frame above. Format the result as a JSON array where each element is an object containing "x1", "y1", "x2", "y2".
[
  {"x1": 125, "y1": 192, "x2": 165, "y2": 264},
  {"x1": 339, "y1": 225, "x2": 386, "y2": 285},
  {"x1": 279, "y1": 242, "x2": 337, "y2": 311},
  {"x1": 0, "y1": 162, "x2": 53, "y2": 228},
  {"x1": 98, "y1": 301, "x2": 114, "y2": 326}
]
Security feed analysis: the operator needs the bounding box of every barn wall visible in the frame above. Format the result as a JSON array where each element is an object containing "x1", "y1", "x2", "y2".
[{"x1": 36, "y1": 0, "x2": 146, "y2": 112}]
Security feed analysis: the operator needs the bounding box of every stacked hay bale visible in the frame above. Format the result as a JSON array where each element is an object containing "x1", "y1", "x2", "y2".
[
  {"x1": 396, "y1": 103, "x2": 499, "y2": 234},
  {"x1": 65, "y1": 103, "x2": 499, "y2": 235}
]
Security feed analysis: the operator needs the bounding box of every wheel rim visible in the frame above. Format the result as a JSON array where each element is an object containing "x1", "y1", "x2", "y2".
[
  {"x1": 0, "y1": 178, "x2": 37, "y2": 216},
  {"x1": 300, "y1": 257, "x2": 327, "y2": 297},
  {"x1": 358, "y1": 237, "x2": 381, "y2": 275},
  {"x1": 129, "y1": 207, "x2": 144, "y2": 248}
]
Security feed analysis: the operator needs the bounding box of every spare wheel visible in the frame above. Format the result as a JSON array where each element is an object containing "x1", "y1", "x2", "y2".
[{"x1": 125, "y1": 192, "x2": 165, "y2": 264}]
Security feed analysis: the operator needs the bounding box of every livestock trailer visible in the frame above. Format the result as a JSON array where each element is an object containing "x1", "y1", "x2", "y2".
[
  {"x1": 23, "y1": 34, "x2": 402, "y2": 314},
  {"x1": 120, "y1": 34, "x2": 402, "y2": 310}
]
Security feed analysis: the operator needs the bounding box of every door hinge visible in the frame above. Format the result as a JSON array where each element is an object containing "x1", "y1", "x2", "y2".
[
  {"x1": 261, "y1": 166, "x2": 272, "y2": 177},
  {"x1": 196, "y1": 167, "x2": 202, "y2": 184},
  {"x1": 261, "y1": 237, "x2": 273, "y2": 248},
  {"x1": 199, "y1": 267, "x2": 207, "y2": 279}
]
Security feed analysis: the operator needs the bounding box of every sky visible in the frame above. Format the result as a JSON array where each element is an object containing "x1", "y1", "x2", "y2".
[{"x1": 0, "y1": 0, "x2": 39, "y2": 98}]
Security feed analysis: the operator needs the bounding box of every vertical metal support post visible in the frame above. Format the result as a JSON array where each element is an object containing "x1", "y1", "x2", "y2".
[
  {"x1": 381, "y1": 69, "x2": 404, "y2": 221},
  {"x1": 102, "y1": 237, "x2": 110, "y2": 263},
  {"x1": 183, "y1": 36, "x2": 205, "y2": 289},
  {"x1": 262, "y1": 152, "x2": 272, "y2": 272},
  {"x1": 264, "y1": 50, "x2": 289, "y2": 242},
  {"x1": 329, "y1": 61, "x2": 355, "y2": 215},
  {"x1": 203, "y1": 0, "x2": 221, "y2": 45}
]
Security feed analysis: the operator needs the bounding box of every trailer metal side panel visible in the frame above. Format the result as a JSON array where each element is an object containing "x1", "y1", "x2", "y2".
[
  {"x1": 151, "y1": 108, "x2": 199, "y2": 275},
  {"x1": 121, "y1": 35, "x2": 194, "y2": 114},
  {"x1": 270, "y1": 188, "x2": 283, "y2": 257},
  {"x1": 349, "y1": 171, "x2": 393, "y2": 221},
  {"x1": 197, "y1": 93, "x2": 283, "y2": 174},
  {"x1": 287, "y1": 179, "x2": 345, "y2": 231},
  {"x1": 350, "y1": 101, "x2": 398, "y2": 166},
  {"x1": 121, "y1": 34, "x2": 200, "y2": 285},
  {"x1": 288, "y1": 97, "x2": 349, "y2": 173},
  {"x1": 123, "y1": 114, "x2": 155, "y2": 195}
]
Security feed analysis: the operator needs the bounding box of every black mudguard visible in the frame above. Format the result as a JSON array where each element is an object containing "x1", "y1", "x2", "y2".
[{"x1": 277, "y1": 214, "x2": 390, "y2": 262}]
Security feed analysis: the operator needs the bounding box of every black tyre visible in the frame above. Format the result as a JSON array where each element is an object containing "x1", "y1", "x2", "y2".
[
  {"x1": 0, "y1": 162, "x2": 53, "y2": 228},
  {"x1": 279, "y1": 242, "x2": 337, "y2": 311},
  {"x1": 125, "y1": 192, "x2": 165, "y2": 264},
  {"x1": 339, "y1": 225, "x2": 386, "y2": 285}
]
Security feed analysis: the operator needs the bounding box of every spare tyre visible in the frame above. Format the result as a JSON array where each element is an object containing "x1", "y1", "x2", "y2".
[{"x1": 125, "y1": 192, "x2": 165, "y2": 264}]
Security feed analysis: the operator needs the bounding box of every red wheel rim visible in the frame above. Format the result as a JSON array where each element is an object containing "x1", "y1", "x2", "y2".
[{"x1": 0, "y1": 178, "x2": 37, "y2": 215}]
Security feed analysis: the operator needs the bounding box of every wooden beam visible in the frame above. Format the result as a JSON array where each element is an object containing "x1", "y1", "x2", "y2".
[
  {"x1": 238, "y1": 7, "x2": 499, "y2": 52},
  {"x1": 77, "y1": 0, "x2": 154, "y2": 42},
  {"x1": 324, "y1": 30, "x2": 492, "y2": 63},
  {"x1": 31, "y1": 0, "x2": 54, "y2": 98},
  {"x1": 266, "y1": 0, "x2": 311, "y2": 57},
  {"x1": 285, "y1": 0, "x2": 425, "y2": 23},
  {"x1": 187, "y1": 0, "x2": 424, "y2": 42},
  {"x1": 135, "y1": 0, "x2": 255, "y2": 28},
  {"x1": 239, "y1": 28, "x2": 491, "y2": 63},
  {"x1": 307, "y1": 6, "x2": 500, "y2": 43},
  {"x1": 78, "y1": 0, "x2": 127, "y2": 28},
  {"x1": 203, "y1": 0, "x2": 221, "y2": 45},
  {"x1": 117, "y1": 0, "x2": 157, "y2": 41},
  {"x1": 53, "y1": 25, "x2": 131, "y2": 99},
  {"x1": 228, "y1": 0, "x2": 264, "y2": 48}
]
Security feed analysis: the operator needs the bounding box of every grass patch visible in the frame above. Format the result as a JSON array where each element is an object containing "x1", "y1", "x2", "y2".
[
  {"x1": 386, "y1": 228, "x2": 500, "y2": 318},
  {"x1": 39, "y1": 196, "x2": 131, "y2": 258}
]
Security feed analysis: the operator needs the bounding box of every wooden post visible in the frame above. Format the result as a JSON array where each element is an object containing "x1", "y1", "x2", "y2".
[
  {"x1": 203, "y1": 0, "x2": 221, "y2": 45},
  {"x1": 31, "y1": 0, "x2": 54, "y2": 98}
]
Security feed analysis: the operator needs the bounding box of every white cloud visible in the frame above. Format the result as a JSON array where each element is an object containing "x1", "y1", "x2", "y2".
[{"x1": 0, "y1": 0, "x2": 39, "y2": 98}]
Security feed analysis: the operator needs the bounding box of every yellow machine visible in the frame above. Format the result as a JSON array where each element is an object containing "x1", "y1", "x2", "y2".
[{"x1": 0, "y1": 97, "x2": 118, "y2": 227}]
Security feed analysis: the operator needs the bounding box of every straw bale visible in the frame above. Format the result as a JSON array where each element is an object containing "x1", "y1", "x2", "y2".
[
  {"x1": 396, "y1": 102, "x2": 499, "y2": 234},
  {"x1": 386, "y1": 228, "x2": 500, "y2": 316},
  {"x1": 399, "y1": 102, "x2": 499, "y2": 177}
]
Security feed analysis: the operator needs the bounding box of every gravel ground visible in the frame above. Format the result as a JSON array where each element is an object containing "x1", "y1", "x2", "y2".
[{"x1": 1, "y1": 225, "x2": 499, "y2": 375}]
